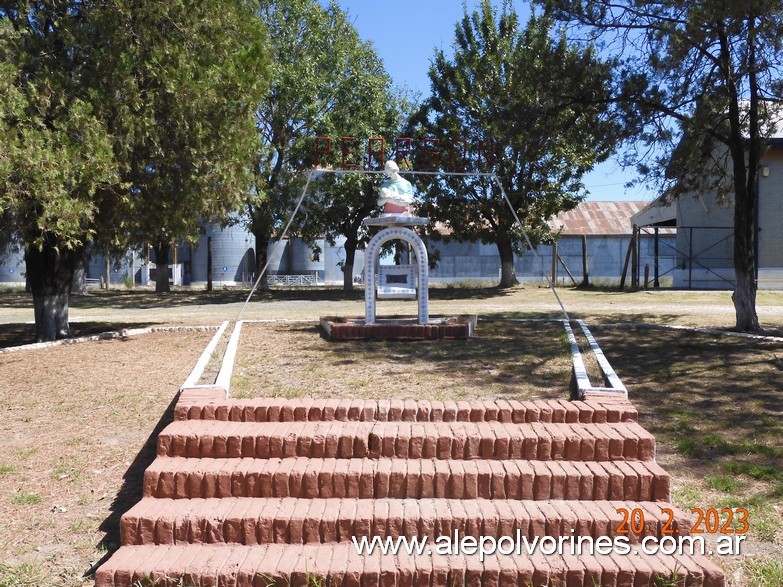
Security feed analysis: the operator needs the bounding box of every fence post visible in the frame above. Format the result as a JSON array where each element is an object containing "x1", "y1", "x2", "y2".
[
  {"x1": 654, "y1": 227, "x2": 660, "y2": 288},
  {"x1": 631, "y1": 225, "x2": 639, "y2": 290},
  {"x1": 688, "y1": 227, "x2": 693, "y2": 289}
]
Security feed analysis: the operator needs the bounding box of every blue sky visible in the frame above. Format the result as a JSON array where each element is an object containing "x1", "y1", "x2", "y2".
[{"x1": 328, "y1": 0, "x2": 656, "y2": 202}]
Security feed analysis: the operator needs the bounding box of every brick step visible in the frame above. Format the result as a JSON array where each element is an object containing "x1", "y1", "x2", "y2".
[
  {"x1": 95, "y1": 542, "x2": 726, "y2": 587},
  {"x1": 175, "y1": 397, "x2": 638, "y2": 424},
  {"x1": 156, "y1": 420, "x2": 655, "y2": 461},
  {"x1": 121, "y1": 497, "x2": 691, "y2": 546},
  {"x1": 144, "y1": 457, "x2": 670, "y2": 501}
]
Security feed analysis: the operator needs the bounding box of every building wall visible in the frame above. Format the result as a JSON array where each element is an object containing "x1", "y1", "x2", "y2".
[
  {"x1": 672, "y1": 147, "x2": 783, "y2": 289},
  {"x1": 759, "y1": 149, "x2": 783, "y2": 268},
  {"x1": 0, "y1": 246, "x2": 25, "y2": 285},
  {"x1": 429, "y1": 235, "x2": 675, "y2": 284}
]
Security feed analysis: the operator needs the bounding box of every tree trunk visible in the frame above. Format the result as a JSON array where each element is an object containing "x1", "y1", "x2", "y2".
[
  {"x1": 70, "y1": 256, "x2": 87, "y2": 295},
  {"x1": 732, "y1": 168, "x2": 759, "y2": 332},
  {"x1": 722, "y1": 24, "x2": 759, "y2": 331},
  {"x1": 254, "y1": 227, "x2": 271, "y2": 290},
  {"x1": 343, "y1": 236, "x2": 358, "y2": 292},
  {"x1": 153, "y1": 240, "x2": 171, "y2": 293},
  {"x1": 26, "y1": 243, "x2": 81, "y2": 342},
  {"x1": 497, "y1": 237, "x2": 519, "y2": 288},
  {"x1": 580, "y1": 235, "x2": 590, "y2": 287}
]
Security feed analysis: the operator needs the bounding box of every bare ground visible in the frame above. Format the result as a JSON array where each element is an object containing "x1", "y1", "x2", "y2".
[{"x1": 0, "y1": 330, "x2": 213, "y2": 584}]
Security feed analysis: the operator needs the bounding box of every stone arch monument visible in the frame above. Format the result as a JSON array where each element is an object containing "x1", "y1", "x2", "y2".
[
  {"x1": 363, "y1": 218, "x2": 430, "y2": 325},
  {"x1": 320, "y1": 161, "x2": 476, "y2": 340}
]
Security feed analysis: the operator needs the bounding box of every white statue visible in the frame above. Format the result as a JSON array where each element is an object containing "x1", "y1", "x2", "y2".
[{"x1": 378, "y1": 160, "x2": 414, "y2": 215}]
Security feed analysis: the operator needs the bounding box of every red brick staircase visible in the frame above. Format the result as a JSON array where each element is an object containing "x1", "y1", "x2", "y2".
[{"x1": 95, "y1": 395, "x2": 726, "y2": 586}]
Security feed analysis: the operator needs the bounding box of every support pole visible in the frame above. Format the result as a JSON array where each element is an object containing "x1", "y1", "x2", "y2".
[
  {"x1": 551, "y1": 241, "x2": 558, "y2": 286},
  {"x1": 620, "y1": 236, "x2": 633, "y2": 290},
  {"x1": 558, "y1": 254, "x2": 578, "y2": 286},
  {"x1": 129, "y1": 251, "x2": 135, "y2": 288},
  {"x1": 207, "y1": 237, "x2": 213, "y2": 292},
  {"x1": 654, "y1": 227, "x2": 660, "y2": 288},
  {"x1": 631, "y1": 225, "x2": 639, "y2": 290}
]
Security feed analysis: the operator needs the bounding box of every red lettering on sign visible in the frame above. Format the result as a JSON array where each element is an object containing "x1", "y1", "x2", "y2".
[
  {"x1": 315, "y1": 136, "x2": 332, "y2": 167},
  {"x1": 341, "y1": 137, "x2": 359, "y2": 169}
]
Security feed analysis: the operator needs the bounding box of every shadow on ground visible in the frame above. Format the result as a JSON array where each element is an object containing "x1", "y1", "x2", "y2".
[
  {"x1": 0, "y1": 321, "x2": 159, "y2": 348},
  {"x1": 88, "y1": 393, "x2": 179, "y2": 579},
  {"x1": 0, "y1": 284, "x2": 518, "y2": 311},
  {"x1": 487, "y1": 310, "x2": 686, "y2": 325},
  {"x1": 593, "y1": 326, "x2": 783, "y2": 482},
  {"x1": 234, "y1": 320, "x2": 574, "y2": 401}
]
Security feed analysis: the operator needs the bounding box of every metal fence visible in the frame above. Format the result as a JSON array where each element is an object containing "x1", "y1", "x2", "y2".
[
  {"x1": 266, "y1": 274, "x2": 318, "y2": 287},
  {"x1": 639, "y1": 226, "x2": 734, "y2": 289}
]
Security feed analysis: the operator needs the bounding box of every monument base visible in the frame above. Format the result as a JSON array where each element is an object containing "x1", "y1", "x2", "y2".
[{"x1": 320, "y1": 315, "x2": 477, "y2": 341}]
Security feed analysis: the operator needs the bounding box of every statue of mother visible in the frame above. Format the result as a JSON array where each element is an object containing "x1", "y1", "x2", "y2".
[{"x1": 377, "y1": 160, "x2": 414, "y2": 215}]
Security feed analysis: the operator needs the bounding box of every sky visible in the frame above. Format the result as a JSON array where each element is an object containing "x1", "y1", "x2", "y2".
[{"x1": 328, "y1": 0, "x2": 657, "y2": 203}]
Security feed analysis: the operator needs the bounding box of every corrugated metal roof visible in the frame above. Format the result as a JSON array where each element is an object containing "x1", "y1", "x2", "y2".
[{"x1": 548, "y1": 201, "x2": 649, "y2": 236}]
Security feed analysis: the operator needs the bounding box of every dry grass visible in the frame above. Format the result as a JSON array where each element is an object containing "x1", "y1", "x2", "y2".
[
  {"x1": 231, "y1": 320, "x2": 573, "y2": 401},
  {"x1": 0, "y1": 286, "x2": 782, "y2": 343},
  {"x1": 593, "y1": 326, "x2": 783, "y2": 583},
  {"x1": 0, "y1": 330, "x2": 213, "y2": 585}
]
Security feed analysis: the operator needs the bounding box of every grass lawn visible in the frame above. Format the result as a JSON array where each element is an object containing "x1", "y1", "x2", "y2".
[
  {"x1": 0, "y1": 285, "x2": 781, "y2": 585},
  {"x1": 593, "y1": 326, "x2": 783, "y2": 584}
]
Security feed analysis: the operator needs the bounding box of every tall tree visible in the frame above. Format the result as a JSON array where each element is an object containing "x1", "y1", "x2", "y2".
[
  {"x1": 416, "y1": 1, "x2": 619, "y2": 287},
  {"x1": 0, "y1": 5, "x2": 118, "y2": 341},
  {"x1": 540, "y1": 0, "x2": 783, "y2": 331},
  {"x1": 249, "y1": 0, "x2": 388, "y2": 286},
  {"x1": 88, "y1": 0, "x2": 269, "y2": 293}
]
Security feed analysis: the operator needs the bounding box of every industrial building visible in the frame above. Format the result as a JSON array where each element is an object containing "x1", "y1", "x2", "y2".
[{"x1": 1, "y1": 201, "x2": 671, "y2": 288}]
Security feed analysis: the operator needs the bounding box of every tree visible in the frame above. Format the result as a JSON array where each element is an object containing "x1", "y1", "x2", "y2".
[
  {"x1": 87, "y1": 0, "x2": 269, "y2": 293},
  {"x1": 540, "y1": 0, "x2": 783, "y2": 331},
  {"x1": 0, "y1": 6, "x2": 118, "y2": 341},
  {"x1": 249, "y1": 0, "x2": 390, "y2": 286},
  {"x1": 416, "y1": 1, "x2": 619, "y2": 287},
  {"x1": 310, "y1": 88, "x2": 411, "y2": 292}
]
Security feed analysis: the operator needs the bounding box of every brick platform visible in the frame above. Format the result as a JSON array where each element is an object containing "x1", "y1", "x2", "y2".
[
  {"x1": 95, "y1": 396, "x2": 726, "y2": 586},
  {"x1": 320, "y1": 316, "x2": 477, "y2": 341}
]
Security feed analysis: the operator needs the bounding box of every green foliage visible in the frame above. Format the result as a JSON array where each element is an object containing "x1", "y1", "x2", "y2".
[
  {"x1": 539, "y1": 0, "x2": 783, "y2": 330},
  {"x1": 744, "y1": 558, "x2": 783, "y2": 587},
  {"x1": 247, "y1": 0, "x2": 399, "y2": 279},
  {"x1": 0, "y1": 14, "x2": 118, "y2": 252},
  {"x1": 1, "y1": 1, "x2": 270, "y2": 331},
  {"x1": 722, "y1": 462, "x2": 783, "y2": 481},
  {"x1": 87, "y1": 0, "x2": 270, "y2": 254},
  {"x1": 705, "y1": 475, "x2": 740, "y2": 492},
  {"x1": 10, "y1": 491, "x2": 41, "y2": 506},
  {"x1": 310, "y1": 86, "x2": 412, "y2": 289},
  {"x1": 415, "y1": 1, "x2": 619, "y2": 287},
  {"x1": 0, "y1": 561, "x2": 47, "y2": 587}
]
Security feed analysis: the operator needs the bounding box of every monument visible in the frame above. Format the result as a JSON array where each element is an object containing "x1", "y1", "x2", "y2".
[{"x1": 320, "y1": 161, "x2": 476, "y2": 340}]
